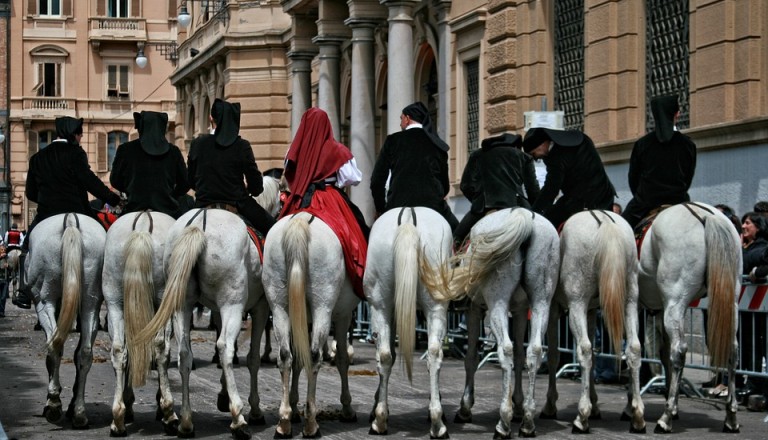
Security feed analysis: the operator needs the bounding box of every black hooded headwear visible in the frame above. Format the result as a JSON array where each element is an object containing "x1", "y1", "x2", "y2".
[
  {"x1": 650, "y1": 95, "x2": 679, "y2": 143},
  {"x1": 481, "y1": 133, "x2": 522, "y2": 150},
  {"x1": 55, "y1": 117, "x2": 84, "y2": 144},
  {"x1": 211, "y1": 98, "x2": 241, "y2": 147},
  {"x1": 263, "y1": 168, "x2": 284, "y2": 179},
  {"x1": 133, "y1": 111, "x2": 170, "y2": 156},
  {"x1": 523, "y1": 127, "x2": 584, "y2": 153},
  {"x1": 402, "y1": 102, "x2": 450, "y2": 152}
]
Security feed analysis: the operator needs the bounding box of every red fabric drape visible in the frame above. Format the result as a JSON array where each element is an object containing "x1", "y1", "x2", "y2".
[{"x1": 279, "y1": 108, "x2": 366, "y2": 299}]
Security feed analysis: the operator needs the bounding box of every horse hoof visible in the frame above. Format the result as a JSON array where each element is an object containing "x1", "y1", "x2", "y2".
[
  {"x1": 430, "y1": 431, "x2": 450, "y2": 439},
  {"x1": 630, "y1": 425, "x2": 647, "y2": 434},
  {"x1": 539, "y1": 411, "x2": 557, "y2": 420},
  {"x1": 653, "y1": 424, "x2": 672, "y2": 434},
  {"x1": 43, "y1": 406, "x2": 63, "y2": 423},
  {"x1": 722, "y1": 424, "x2": 740, "y2": 434},
  {"x1": 518, "y1": 428, "x2": 537, "y2": 438},
  {"x1": 248, "y1": 414, "x2": 266, "y2": 426},
  {"x1": 164, "y1": 419, "x2": 180, "y2": 436},
  {"x1": 571, "y1": 425, "x2": 589, "y2": 434},
  {"x1": 620, "y1": 412, "x2": 630, "y2": 421},
  {"x1": 302, "y1": 429, "x2": 321, "y2": 439},
  {"x1": 178, "y1": 428, "x2": 196, "y2": 438},
  {"x1": 274, "y1": 430, "x2": 293, "y2": 439},
  {"x1": 368, "y1": 427, "x2": 387, "y2": 436},
  {"x1": 231, "y1": 426, "x2": 252, "y2": 440},
  {"x1": 493, "y1": 429, "x2": 512, "y2": 439},
  {"x1": 109, "y1": 428, "x2": 128, "y2": 437},
  {"x1": 217, "y1": 393, "x2": 230, "y2": 412},
  {"x1": 340, "y1": 412, "x2": 357, "y2": 423},
  {"x1": 453, "y1": 412, "x2": 472, "y2": 424}
]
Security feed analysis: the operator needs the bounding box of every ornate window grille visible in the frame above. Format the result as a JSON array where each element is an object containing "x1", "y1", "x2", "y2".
[
  {"x1": 554, "y1": 0, "x2": 585, "y2": 131},
  {"x1": 465, "y1": 59, "x2": 479, "y2": 154},
  {"x1": 645, "y1": 0, "x2": 690, "y2": 131}
]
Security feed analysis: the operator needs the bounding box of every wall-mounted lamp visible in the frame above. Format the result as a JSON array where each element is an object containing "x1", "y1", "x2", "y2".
[
  {"x1": 135, "y1": 42, "x2": 148, "y2": 69},
  {"x1": 177, "y1": 1, "x2": 229, "y2": 29}
]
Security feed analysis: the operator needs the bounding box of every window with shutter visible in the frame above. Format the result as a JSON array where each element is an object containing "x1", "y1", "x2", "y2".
[
  {"x1": 168, "y1": 0, "x2": 177, "y2": 20},
  {"x1": 97, "y1": 132, "x2": 108, "y2": 172},
  {"x1": 108, "y1": 0, "x2": 129, "y2": 18},
  {"x1": 107, "y1": 131, "x2": 128, "y2": 171},
  {"x1": 37, "y1": 0, "x2": 62, "y2": 16},
  {"x1": 27, "y1": 131, "x2": 39, "y2": 159},
  {"x1": 106, "y1": 65, "x2": 130, "y2": 99},
  {"x1": 37, "y1": 131, "x2": 54, "y2": 151}
]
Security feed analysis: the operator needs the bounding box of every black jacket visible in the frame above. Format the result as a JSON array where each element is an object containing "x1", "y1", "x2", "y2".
[
  {"x1": 532, "y1": 134, "x2": 615, "y2": 214},
  {"x1": 110, "y1": 139, "x2": 190, "y2": 217},
  {"x1": 461, "y1": 145, "x2": 539, "y2": 213},
  {"x1": 628, "y1": 131, "x2": 696, "y2": 206},
  {"x1": 26, "y1": 140, "x2": 120, "y2": 220},
  {"x1": 187, "y1": 133, "x2": 263, "y2": 206},
  {"x1": 371, "y1": 128, "x2": 450, "y2": 213}
]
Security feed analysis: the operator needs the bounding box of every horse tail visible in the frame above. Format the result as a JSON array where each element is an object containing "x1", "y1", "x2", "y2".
[
  {"x1": 123, "y1": 230, "x2": 155, "y2": 388},
  {"x1": 704, "y1": 214, "x2": 739, "y2": 368},
  {"x1": 393, "y1": 223, "x2": 419, "y2": 383},
  {"x1": 135, "y1": 227, "x2": 205, "y2": 346},
  {"x1": 449, "y1": 208, "x2": 534, "y2": 300},
  {"x1": 595, "y1": 220, "x2": 628, "y2": 359},
  {"x1": 50, "y1": 225, "x2": 83, "y2": 353},
  {"x1": 284, "y1": 217, "x2": 312, "y2": 377}
]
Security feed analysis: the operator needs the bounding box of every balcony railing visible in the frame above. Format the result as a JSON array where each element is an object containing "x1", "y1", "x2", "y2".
[
  {"x1": 88, "y1": 17, "x2": 147, "y2": 43},
  {"x1": 23, "y1": 97, "x2": 75, "y2": 110}
]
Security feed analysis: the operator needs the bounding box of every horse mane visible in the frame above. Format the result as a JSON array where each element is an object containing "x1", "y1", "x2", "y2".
[{"x1": 255, "y1": 176, "x2": 282, "y2": 218}]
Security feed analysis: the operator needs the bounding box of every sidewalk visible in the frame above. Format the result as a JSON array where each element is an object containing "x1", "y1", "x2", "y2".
[{"x1": 1, "y1": 305, "x2": 767, "y2": 439}]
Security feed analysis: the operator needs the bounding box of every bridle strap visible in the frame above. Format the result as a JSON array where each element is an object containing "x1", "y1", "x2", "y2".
[
  {"x1": 185, "y1": 208, "x2": 208, "y2": 231},
  {"x1": 681, "y1": 202, "x2": 713, "y2": 226},
  {"x1": 131, "y1": 210, "x2": 154, "y2": 234},
  {"x1": 397, "y1": 207, "x2": 417, "y2": 227},
  {"x1": 62, "y1": 212, "x2": 81, "y2": 230},
  {"x1": 588, "y1": 209, "x2": 615, "y2": 227}
]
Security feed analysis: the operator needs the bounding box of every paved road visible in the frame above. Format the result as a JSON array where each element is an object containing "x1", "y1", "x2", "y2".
[{"x1": 1, "y1": 306, "x2": 767, "y2": 439}]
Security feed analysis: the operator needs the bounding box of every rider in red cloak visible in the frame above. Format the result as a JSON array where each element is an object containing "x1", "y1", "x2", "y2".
[{"x1": 280, "y1": 108, "x2": 369, "y2": 298}]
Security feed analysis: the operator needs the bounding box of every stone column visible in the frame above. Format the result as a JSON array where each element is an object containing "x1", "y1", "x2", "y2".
[
  {"x1": 345, "y1": 19, "x2": 378, "y2": 223},
  {"x1": 382, "y1": 0, "x2": 417, "y2": 134},
  {"x1": 313, "y1": 39, "x2": 344, "y2": 139},
  {"x1": 288, "y1": 52, "x2": 315, "y2": 137},
  {"x1": 433, "y1": 0, "x2": 452, "y2": 143}
]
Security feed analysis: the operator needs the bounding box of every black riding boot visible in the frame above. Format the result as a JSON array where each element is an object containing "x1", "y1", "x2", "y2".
[{"x1": 13, "y1": 253, "x2": 32, "y2": 309}]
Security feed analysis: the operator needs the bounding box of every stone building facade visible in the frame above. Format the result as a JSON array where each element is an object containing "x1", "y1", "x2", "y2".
[
  {"x1": 173, "y1": 0, "x2": 768, "y2": 222},
  {"x1": 8, "y1": 0, "x2": 179, "y2": 227}
]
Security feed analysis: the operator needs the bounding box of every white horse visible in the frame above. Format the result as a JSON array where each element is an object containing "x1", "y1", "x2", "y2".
[
  {"x1": 135, "y1": 208, "x2": 271, "y2": 439},
  {"x1": 364, "y1": 207, "x2": 452, "y2": 438},
  {"x1": 5, "y1": 247, "x2": 22, "y2": 302},
  {"x1": 25, "y1": 213, "x2": 107, "y2": 428},
  {"x1": 262, "y1": 212, "x2": 360, "y2": 438},
  {"x1": 102, "y1": 210, "x2": 179, "y2": 436},
  {"x1": 638, "y1": 202, "x2": 741, "y2": 433},
  {"x1": 540, "y1": 210, "x2": 645, "y2": 433},
  {"x1": 447, "y1": 208, "x2": 559, "y2": 438}
]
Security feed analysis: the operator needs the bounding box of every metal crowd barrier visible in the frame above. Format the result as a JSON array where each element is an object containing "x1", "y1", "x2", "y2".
[{"x1": 350, "y1": 279, "x2": 768, "y2": 394}]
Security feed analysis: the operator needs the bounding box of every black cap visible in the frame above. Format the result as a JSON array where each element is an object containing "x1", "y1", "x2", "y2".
[
  {"x1": 211, "y1": 98, "x2": 241, "y2": 147},
  {"x1": 523, "y1": 127, "x2": 584, "y2": 153},
  {"x1": 263, "y1": 168, "x2": 284, "y2": 179},
  {"x1": 55, "y1": 117, "x2": 84, "y2": 144},
  {"x1": 133, "y1": 111, "x2": 170, "y2": 156},
  {"x1": 481, "y1": 133, "x2": 522, "y2": 150},
  {"x1": 651, "y1": 95, "x2": 679, "y2": 143}
]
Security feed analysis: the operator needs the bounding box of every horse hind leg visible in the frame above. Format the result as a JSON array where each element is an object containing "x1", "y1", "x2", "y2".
[
  {"x1": 67, "y1": 300, "x2": 101, "y2": 429},
  {"x1": 511, "y1": 307, "x2": 527, "y2": 424},
  {"x1": 621, "y1": 285, "x2": 646, "y2": 433},
  {"x1": 217, "y1": 306, "x2": 251, "y2": 439},
  {"x1": 154, "y1": 323, "x2": 179, "y2": 434},
  {"x1": 425, "y1": 301, "x2": 448, "y2": 439},
  {"x1": 454, "y1": 304, "x2": 483, "y2": 424},
  {"x1": 568, "y1": 304, "x2": 593, "y2": 434},
  {"x1": 540, "y1": 303, "x2": 561, "y2": 420},
  {"x1": 367, "y1": 287, "x2": 395, "y2": 435},
  {"x1": 302, "y1": 307, "x2": 332, "y2": 438},
  {"x1": 332, "y1": 313, "x2": 358, "y2": 424},
  {"x1": 654, "y1": 305, "x2": 687, "y2": 434},
  {"x1": 246, "y1": 300, "x2": 269, "y2": 426}
]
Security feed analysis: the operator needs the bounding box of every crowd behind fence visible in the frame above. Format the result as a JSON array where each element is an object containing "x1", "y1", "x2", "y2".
[{"x1": 352, "y1": 278, "x2": 768, "y2": 393}]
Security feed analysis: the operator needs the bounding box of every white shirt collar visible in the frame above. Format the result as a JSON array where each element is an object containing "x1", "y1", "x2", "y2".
[{"x1": 405, "y1": 122, "x2": 423, "y2": 130}]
